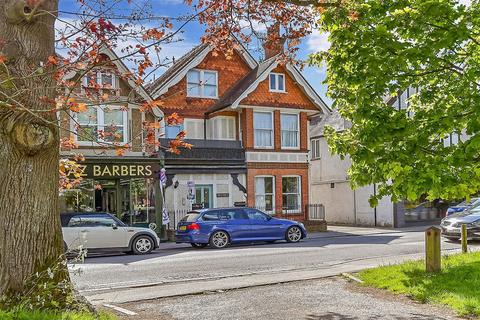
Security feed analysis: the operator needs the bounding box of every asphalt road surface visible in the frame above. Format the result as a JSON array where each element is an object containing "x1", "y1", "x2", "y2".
[{"x1": 70, "y1": 225, "x2": 476, "y2": 304}]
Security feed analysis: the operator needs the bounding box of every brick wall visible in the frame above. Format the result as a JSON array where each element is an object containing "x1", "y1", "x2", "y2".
[
  {"x1": 241, "y1": 65, "x2": 319, "y2": 111},
  {"x1": 246, "y1": 164, "x2": 309, "y2": 216},
  {"x1": 160, "y1": 50, "x2": 252, "y2": 118}
]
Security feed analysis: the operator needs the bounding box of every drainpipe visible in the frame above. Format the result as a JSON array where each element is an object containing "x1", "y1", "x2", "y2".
[{"x1": 353, "y1": 189, "x2": 357, "y2": 226}]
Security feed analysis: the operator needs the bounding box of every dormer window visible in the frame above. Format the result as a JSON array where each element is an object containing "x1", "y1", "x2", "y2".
[
  {"x1": 187, "y1": 69, "x2": 218, "y2": 98},
  {"x1": 83, "y1": 71, "x2": 117, "y2": 89},
  {"x1": 269, "y1": 73, "x2": 285, "y2": 92}
]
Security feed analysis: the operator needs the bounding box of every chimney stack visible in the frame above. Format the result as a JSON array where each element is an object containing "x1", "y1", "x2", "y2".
[{"x1": 263, "y1": 23, "x2": 285, "y2": 60}]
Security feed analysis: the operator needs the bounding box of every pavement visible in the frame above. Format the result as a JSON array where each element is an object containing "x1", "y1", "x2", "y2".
[
  {"x1": 69, "y1": 225, "x2": 478, "y2": 306},
  {"x1": 112, "y1": 277, "x2": 461, "y2": 320}
]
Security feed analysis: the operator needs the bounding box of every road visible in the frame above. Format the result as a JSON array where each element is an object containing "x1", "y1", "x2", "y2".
[{"x1": 70, "y1": 226, "x2": 476, "y2": 304}]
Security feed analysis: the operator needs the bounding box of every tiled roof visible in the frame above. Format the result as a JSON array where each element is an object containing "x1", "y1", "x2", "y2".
[
  {"x1": 207, "y1": 57, "x2": 278, "y2": 114},
  {"x1": 147, "y1": 43, "x2": 209, "y2": 94}
]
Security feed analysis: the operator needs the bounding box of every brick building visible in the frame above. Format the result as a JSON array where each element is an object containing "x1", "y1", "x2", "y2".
[
  {"x1": 149, "y1": 34, "x2": 329, "y2": 220},
  {"x1": 59, "y1": 45, "x2": 164, "y2": 228}
]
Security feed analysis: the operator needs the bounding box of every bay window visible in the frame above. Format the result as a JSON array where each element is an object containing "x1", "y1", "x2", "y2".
[
  {"x1": 255, "y1": 176, "x2": 274, "y2": 212},
  {"x1": 281, "y1": 113, "x2": 299, "y2": 148},
  {"x1": 253, "y1": 112, "x2": 273, "y2": 148},
  {"x1": 187, "y1": 69, "x2": 218, "y2": 98},
  {"x1": 76, "y1": 106, "x2": 127, "y2": 144},
  {"x1": 282, "y1": 176, "x2": 301, "y2": 213},
  {"x1": 210, "y1": 116, "x2": 235, "y2": 140}
]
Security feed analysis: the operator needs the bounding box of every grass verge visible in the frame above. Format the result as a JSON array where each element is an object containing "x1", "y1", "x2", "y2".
[
  {"x1": 0, "y1": 309, "x2": 117, "y2": 320},
  {"x1": 358, "y1": 251, "x2": 480, "y2": 317}
]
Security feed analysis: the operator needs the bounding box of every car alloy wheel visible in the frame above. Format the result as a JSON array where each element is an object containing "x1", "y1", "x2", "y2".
[
  {"x1": 286, "y1": 226, "x2": 302, "y2": 243},
  {"x1": 210, "y1": 231, "x2": 229, "y2": 249},
  {"x1": 133, "y1": 236, "x2": 153, "y2": 254}
]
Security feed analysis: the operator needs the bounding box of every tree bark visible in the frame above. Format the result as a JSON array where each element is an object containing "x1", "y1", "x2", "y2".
[{"x1": 0, "y1": 0, "x2": 69, "y2": 300}]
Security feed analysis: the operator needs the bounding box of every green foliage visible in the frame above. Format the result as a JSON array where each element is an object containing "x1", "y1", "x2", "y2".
[
  {"x1": 358, "y1": 252, "x2": 480, "y2": 317},
  {"x1": 0, "y1": 309, "x2": 117, "y2": 320},
  {"x1": 0, "y1": 251, "x2": 87, "y2": 313},
  {"x1": 312, "y1": 0, "x2": 480, "y2": 203}
]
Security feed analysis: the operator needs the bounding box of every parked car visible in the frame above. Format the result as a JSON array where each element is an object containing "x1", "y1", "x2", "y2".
[
  {"x1": 61, "y1": 212, "x2": 160, "y2": 255},
  {"x1": 440, "y1": 208, "x2": 480, "y2": 240},
  {"x1": 175, "y1": 207, "x2": 307, "y2": 249},
  {"x1": 446, "y1": 198, "x2": 480, "y2": 216}
]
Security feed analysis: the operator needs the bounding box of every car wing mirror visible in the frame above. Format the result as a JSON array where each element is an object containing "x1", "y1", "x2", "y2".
[{"x1": 112, "y1": 223, "x2": 118, "y2": 230}]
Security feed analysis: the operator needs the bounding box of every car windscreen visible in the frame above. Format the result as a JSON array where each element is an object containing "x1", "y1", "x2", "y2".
[{"x1": 180, "y1": 213, "x2": 200, "y2": 222}]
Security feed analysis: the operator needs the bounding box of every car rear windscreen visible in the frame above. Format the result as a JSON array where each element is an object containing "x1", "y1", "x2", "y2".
[{"x1": 180, "y1": 213, "x2": 200, "y2": 222}]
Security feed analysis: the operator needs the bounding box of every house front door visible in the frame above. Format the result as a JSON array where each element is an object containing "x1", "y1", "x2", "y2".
[{"x1": 195, "y1": 185, "x2": 213, "y2": 209}]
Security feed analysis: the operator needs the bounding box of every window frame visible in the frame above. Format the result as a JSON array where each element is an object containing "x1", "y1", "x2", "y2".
[
  {"x1": 280, "y1": 112, "x2": 300, "y2": 150},
  {"x1": 311, "y1": 138, "x2": 321, "y2": 160},
  {"x1": 281, "y1": 175, "x2": 301, "y2": 214},
  {"x1": 186, "y1": 68, "x2": 219, "y2": 99},
  {"x1": 269, "y1": 73, "x2": 286, "y2": 93},
  {"x1": 254, "y1": 175, "x2": 275, "y2": 214},
  {"x1": 82, "y1": 71, "x2": 118, "y2": 89},
  {"x1": 210, "y1": 116, "x2": 236, "y2": 140},
  {"x1": 75, "y1": 105, "x2": 129, "y2": 146},
  {"x1": 253, "y1": 111, "x2": 274, "y2": 149}
]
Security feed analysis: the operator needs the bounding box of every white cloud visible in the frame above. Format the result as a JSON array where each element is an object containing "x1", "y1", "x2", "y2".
[{"x1": 307, "y1": 30, "x2": 330, "y2": 53}]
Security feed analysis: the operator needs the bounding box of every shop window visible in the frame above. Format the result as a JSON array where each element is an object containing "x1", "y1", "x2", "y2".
[
  {"x1": 187, "y1": 69, "x2": 218, "y2": 98},
  {"x1": 255, "y1": 176, "x2": 274, "y2": 212},
  {"x1": 254, "y1": 112, "x2": 273, "y2": 148},
  {"x1": 269, "y1": 73, "x2": 285, "y2": 92},
  {"x1": 76, "y1": 106, "x2": 127, "y2": 144},
  {"x1": 282, "y1": 176, "x2": 301, "y2": 213},
  {"x1": 281, "y1": 113, "x2": 299, "y2": 148}
]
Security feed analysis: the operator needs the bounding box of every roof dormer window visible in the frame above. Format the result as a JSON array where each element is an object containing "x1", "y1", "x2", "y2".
[
  {"x1": 83, "y1": 71, "x2": 117, "y2": 89},
  {"x1": 269, "y1": 73, "x2": 285, "y2": 93},
  {"x1": 187, "y1": 69, "x2": 218, "y2": 98}
]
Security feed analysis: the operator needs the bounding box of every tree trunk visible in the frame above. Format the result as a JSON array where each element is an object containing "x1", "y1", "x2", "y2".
[{"x1": 0, "y1": 0, "x2": 69, "y2": 302}]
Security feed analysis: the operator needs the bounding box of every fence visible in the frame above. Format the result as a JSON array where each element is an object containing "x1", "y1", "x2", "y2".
[{"x1": 165, "y1": 203, "x2": 325, "y2": 229}]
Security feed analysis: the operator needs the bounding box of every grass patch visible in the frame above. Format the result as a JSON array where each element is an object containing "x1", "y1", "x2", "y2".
[
  {"x1": 0, "y1": 309, "x2": 117, "y2": 320},
  {"x1": 358, "y1": 251, "x2": 480, "y2": 317}
]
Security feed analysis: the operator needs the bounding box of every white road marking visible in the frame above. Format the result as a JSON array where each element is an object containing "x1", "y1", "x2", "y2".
[{"x1": 103, "y1": 303, "x2": 137, "y2": 316}]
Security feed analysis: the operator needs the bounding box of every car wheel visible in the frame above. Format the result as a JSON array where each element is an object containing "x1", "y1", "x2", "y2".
[
  {"x1": 209, "y1": 231, "x2": 230, "y2": 249},
  {"x1": 286, "y1": 226, "x2": 302, "y2": 243},
  {"x1": 191, "y1": 243, "x2": 208, "y2": 249},
  {"x1": 132, "y1": 236, "x2": 154, "y2": 255}
]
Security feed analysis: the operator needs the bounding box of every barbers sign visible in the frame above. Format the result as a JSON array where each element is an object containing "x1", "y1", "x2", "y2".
[{"x1": 68, "y1": 162, "x2": 160, "y2": 179}]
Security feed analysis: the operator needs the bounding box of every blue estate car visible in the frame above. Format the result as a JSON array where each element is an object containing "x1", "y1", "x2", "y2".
[
  {"x1": 447, "y1": 197, "x2": 480, "y2": 216},
  {"x1": 175, "y1": 207, "x2": 307, "y2": 249}
]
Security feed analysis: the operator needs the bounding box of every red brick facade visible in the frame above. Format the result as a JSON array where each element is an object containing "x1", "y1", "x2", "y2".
[
  {"x1": 159, "y1": 50, "x2": 252, "y2": 118},
  {"x1": 153, "y1": 44, "x2": 322, "y2": 218}
]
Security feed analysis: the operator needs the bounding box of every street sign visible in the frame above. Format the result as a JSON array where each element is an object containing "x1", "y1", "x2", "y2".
[{"x1": 187, "y1": 181, "x2": 195, "y2": 201}]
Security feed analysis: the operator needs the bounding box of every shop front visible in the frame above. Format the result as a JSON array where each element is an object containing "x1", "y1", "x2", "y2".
[{"x1": 60, "y1": 158, "x2": 162, "y2": 229}]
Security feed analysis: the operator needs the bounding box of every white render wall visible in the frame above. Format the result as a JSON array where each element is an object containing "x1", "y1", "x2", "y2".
[
  {"x1": 310, "y1": 137, "x2": 394, "y2": 227},
  {"x1": 164, "y1": 173, "x2": 246, "y2": 211}
]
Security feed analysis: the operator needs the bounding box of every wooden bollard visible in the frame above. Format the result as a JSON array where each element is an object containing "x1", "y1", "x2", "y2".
[
  {"x1": 461, "y1": 224, "x2": 468, "y2": 253},
  {"x1": 425, "y1": 226, "x2": 441, "y2": 273}
]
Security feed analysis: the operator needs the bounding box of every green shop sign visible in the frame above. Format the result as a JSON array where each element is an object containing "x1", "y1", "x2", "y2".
[{"x1": 69, "y1": 160, "x2": 161, "y2": 179}]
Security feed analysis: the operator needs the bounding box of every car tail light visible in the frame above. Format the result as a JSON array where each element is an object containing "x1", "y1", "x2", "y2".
[{"x1": 187, "y1": 223, "x2": 200, "y2": 231}]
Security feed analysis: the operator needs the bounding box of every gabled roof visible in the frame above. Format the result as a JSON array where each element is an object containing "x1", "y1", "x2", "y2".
[
  {"x1": 310, "y1": 109, "x2": 349, "y2": 138},
  {"x1": 63, "y1": 44, "x2": 163, "y2": 118},
  {"x1": 148, "y1": 38, "x2": 258, "y2": 99},
  {"x1": 206, "y1": 54, "x2": 330, "y2": 115}
]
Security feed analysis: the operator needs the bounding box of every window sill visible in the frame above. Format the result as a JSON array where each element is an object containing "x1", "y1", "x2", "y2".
[
  {"x1": 186, "y1": 95, "x2": 219, "y2": 100},
  {"x1": 269, "y1": 89, "x2": 287, "y2": 94}
]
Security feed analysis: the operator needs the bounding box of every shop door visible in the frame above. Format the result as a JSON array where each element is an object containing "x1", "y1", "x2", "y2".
[{"x1": 195, "y1": 185, "x2": 213, "y2": 209}]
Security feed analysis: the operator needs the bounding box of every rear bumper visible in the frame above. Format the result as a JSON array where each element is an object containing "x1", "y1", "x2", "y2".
[{"x1": 175, "y1": 232, "x2": 209, "y2": 244}]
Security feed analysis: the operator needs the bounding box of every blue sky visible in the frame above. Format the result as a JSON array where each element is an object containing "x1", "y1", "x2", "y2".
[{"x1": 58, "y1": 0, "x2": 334, "y2": 105}]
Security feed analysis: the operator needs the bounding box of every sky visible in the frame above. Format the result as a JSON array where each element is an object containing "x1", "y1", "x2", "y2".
[{"x1": 57, "y1": 0, "x2": 333, "y2": 106}]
